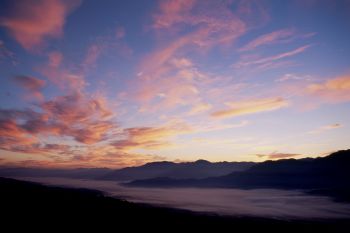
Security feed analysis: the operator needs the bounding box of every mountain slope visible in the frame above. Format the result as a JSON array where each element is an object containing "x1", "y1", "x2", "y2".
[{"x1": 99, "y1": 160, "x2": 255, "y2": 181}]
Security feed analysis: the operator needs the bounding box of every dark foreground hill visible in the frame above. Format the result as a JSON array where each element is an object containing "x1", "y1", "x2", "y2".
[
  {"x1": 126, "y1": 150, "x2": 350, "y2": 199},
  {"x1": 0, "y1": 177, "x2": 348, "y2": 232}
]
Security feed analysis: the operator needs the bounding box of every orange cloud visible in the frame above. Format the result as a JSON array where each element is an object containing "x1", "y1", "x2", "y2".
[
  {"x1": 12, "y1": 75, "x2": 45, "y2": 101},
  {"x1": 211, "y1": 97, "x2": 288, "y2": 119},
  {"x1": 113, "y1": 123, "x2": 192, "y2": 151},
  {"x1": 0, "y1": 0, "x2": 81, "y2": 50},
  {"x1": 307, "y1": 75, "x2": 350, "y2": 103},
  {"x1": 239, "y1": 29, "x2": 295, "y2": 52},
  {"x1": 40, "y1": 92, "x2": 114, "y2": 144},
  {"x1": 0, "y1": 118, "x2": 39, "y2": 153}
]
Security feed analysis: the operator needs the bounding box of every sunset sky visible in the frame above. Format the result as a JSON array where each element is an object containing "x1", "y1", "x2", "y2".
[{"x1": 0, "y1": 0, "x2": 349, "y2": 168}]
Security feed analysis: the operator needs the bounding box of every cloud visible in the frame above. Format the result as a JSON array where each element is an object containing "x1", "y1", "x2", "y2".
[
  {"x1": 113, "y1": 122, "x2": 192, "y2": 151},
  {"x1": 211, "y1": 97, "x2": 288, "y2": 119},
  {"x1": 256, "y1": 152, "x2": 301, "y2": 159},
  {"x1": 39, "y1": 92, "x2": 115, "y2": 144},
  {"x1": 234, "y1": 45, "x2": 310, "y2": 68},
  {"x1": 12, "y1": 75, "x2": 46, "y2": 101},
  {"x1": 115, "y1": 26, "x2": 125, "y2": 39},
  {"x1": 128, "y1": 0, "x2": 270, "y2": 114},
  {"x1": 307, "y1": 75, "x2": 350, "y2": 103},
  {"x1": 39, "y1": 51, "x2": 86, "y2": 91},
  {"x1": 239, "y1": 29, "x2": 295, "y2": 52},
  {"x1": 0, "y1": 118, "x2": 38, "y2": 152},
  {"x1": 193, "y1": 120, "x2": 250, "y2": 133},
  {"x1": 308, "y1": 123, "x2": 343, "y2": 134},
  {"x1": 48, "y1": 51, "x2": 63, "y2": 67},
  {"x1": 133, "y1": 54, "x2": 206, "y2": 112},
  {"x1": 188, "y1": 103, "x2": 212, "y2": 115},
  {"x1": 275, "y1": 73, "x2": 314, "y2": 82},
  {"x1": 153, "y1": 0, "x2": 197, "y2": 29},
  {"x1": 153, "y1": 0, "x2": 246, "y2": 47},
  {"x1": 0, "y1": 40, "x2": 17, "y2": 64},
  {"x1": 0, "y1": 90, "x2": 117, "y2": 156},
  {"x1": 0, "y1": 0, "x2": 81, "y2": 50}
]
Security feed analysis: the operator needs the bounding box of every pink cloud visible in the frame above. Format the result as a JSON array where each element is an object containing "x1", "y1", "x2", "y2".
[
  {"x1": 127, "y1": 1, "x2": 261, "y2": 113},
  {"x1": 0, "y1": 0, "x2": 81, "y2": 50},
  {"x1": 153, "y1": 0, "x2": 196, "y2": 29},
  {"x1": 48, "y1": 51, "x2": 63, "y2": 67}
]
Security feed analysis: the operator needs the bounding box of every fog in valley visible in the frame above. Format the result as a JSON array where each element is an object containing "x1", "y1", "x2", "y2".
[{"x1": 16, "y1": 177, "x2": 350, "y2": 220}]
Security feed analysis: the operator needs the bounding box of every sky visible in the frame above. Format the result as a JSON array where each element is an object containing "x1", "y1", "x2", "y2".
[{"x1": 0, "y1": 0, "x2": 349, "y2": 168}]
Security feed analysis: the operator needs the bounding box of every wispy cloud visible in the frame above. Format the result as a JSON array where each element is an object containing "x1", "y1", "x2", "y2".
[
  {"x1": 308, "y1": 123, "x2": 343, "y2": 134},
  {"x1": 239, "y1": 28, "x2": 295, "y2": 52},
  {"x1": 188, "y1": 103, "x2": 212, "y2": 115},
  {"x1": 0, "y1": 40, "x2": 17, "y2": 65},
  {"x1": 275, "y1": 73, "x2": 314, "y2": 82},
  {"x1": 234, "y1": 45, "x2": 311, "y2": 68},
  {"x1": 211, "y1": 97, "x2": 288, "y2": 119},
  {"x1": 0, "y1": 0, "x2": 81, "y2": 50}
]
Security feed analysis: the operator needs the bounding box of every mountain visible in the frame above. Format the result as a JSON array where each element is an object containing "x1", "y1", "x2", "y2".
[
  {"x1": 126, "y1": 150, "x2": 350, "y2": 191},
  {"x1": 99, "y1": 160, "x2": 255, "y2": 181},
  {"x1": 0, "y1": 167, "x2": 111, "y2": 179}
]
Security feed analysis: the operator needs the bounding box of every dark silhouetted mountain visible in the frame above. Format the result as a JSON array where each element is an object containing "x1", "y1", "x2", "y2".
[
  {"x1": 0, "y1": 167, "x2": 111, "y2": 179},
  {"x1": 1, "y1": 177, "x2": 348, "y2": 232},
  {"x1": 126, "y1": 150, "x2": 350, "y2": 191},
  {"x1": 99, "y1": 160, "x2": 255, "y2": 181}
]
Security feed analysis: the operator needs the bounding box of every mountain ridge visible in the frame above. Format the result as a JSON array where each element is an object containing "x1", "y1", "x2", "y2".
[{"x1": 125, "y1": 149, "x2": 350, "y2": 191}]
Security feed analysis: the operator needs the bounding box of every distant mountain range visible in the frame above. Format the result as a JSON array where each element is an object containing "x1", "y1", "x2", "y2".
[
  {"x1": 99, "y1": 160, "x2": 255, "y2": 181},
  {"x1": 0, "y1": 160, "x2": 255, "y2": 181},
  {"x1": 2, "y1": 150, "x2": 349, "y2": 193},
  {"x1": 125, "y1": 150, "x2": 350, "y2": 190}
]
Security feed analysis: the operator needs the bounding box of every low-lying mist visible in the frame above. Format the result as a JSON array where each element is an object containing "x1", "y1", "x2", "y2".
[{"x1": 16, "y1": 177, "x2": 350, "y2": 219}]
